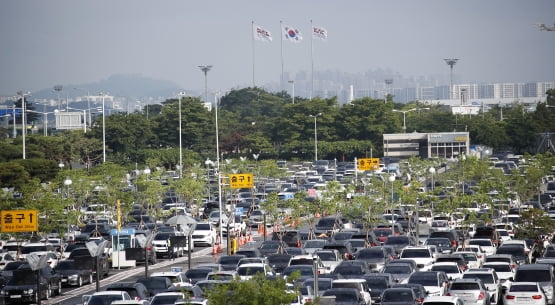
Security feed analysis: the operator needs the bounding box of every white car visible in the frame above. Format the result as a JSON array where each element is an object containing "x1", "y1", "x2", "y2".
[
  {"x1": 314, "y1": 249, "x2": 342, "y2": 273},
  {"x1": 455, "y1": 251, "x2": 481, "y2": 269},
  {"x1": 236, "y1": 263, "x2": 275, "y2": 280},
  {"x1": 332, "y1": 278, "x2": 372, "y2": 305},
  {"x1": 430, "y1": 262, "x2": 464, "y2": 280},
  {"x1": 399, "y1": 246, "x2": 435, "y2": 270},
  {"x1": 192, "y1": 222, "x2": 217, "y2": 246},
  {"x1": 467, "y1": 239, "x2": 497, "y2": 256},
  {"x1": 482, "y1": 262, "x2": 515, "y2": 286},
  {"x1": 151, "y1": 268, "x2": 192, "y2": 287},
  {"x1": 504, "y1": 282, "x2": 547, "y2": 305}
]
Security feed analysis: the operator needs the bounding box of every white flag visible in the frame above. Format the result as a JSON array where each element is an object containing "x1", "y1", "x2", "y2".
[
  {"x1": 254, "y1": 24, "x2": 272, "y2": 42},
  {"x1": 283, "y1": 25, "x2": 303, "y2": 42},
  {"x1": 312, "y1": 26, "x2": 327, "y2": 41}
]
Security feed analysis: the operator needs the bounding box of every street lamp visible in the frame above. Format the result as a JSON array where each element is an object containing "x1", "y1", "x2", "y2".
[
  {"x1": 100, "y1": 92, "x2": 107, "y2": 163},
  {"x1": 17, "y1": 91, "x2": 30, "y2": 159},
  {"x1": 177, "y1": 92, "x2": 187, "y2": 179},
  {"x1": 309, "y1": 113, "x2": 322, "y2": 161},
  {"x1": 429, "y1": 167, "x2": 436, "y2": 213},
  {"x1": 198, "y1": 65, "x2": 213, "y2": 103},
  {"x1": 388, "y1": 174, "x2": 396, "y2": 233},
  {"x1": 384, "y1": 79, "x2": 393, "y2": 103},
  {"x1": 54, "y1": 85, "x2": 63, "y2": 111},
  {"x1": 392, "y1": 107, "x2": 430, "y2": 132},
  {"x1": 444, "y1": 59, "x2": 459, "y2": 100},
  {"x1": 288, "y1": 80, "x2": 295, "y2": 104}
]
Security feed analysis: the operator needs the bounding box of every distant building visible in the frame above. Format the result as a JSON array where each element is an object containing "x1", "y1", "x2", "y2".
[{"x1": 383, "y1": 132, "x2": 470, "y2": 159}]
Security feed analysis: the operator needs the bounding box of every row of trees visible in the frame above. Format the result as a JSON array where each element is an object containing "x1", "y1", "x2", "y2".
[{"x1": 2, "y1": 88, "x2": 554, "y2": 172}]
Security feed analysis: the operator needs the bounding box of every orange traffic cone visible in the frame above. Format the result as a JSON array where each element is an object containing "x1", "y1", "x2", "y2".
[{"x1": 216, "y1": 242, "x2": 222, "y2": 253}]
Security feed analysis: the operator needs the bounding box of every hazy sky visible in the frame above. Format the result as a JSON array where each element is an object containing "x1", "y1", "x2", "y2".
[{"x1": 1, "y1": 0, "x2": 554, "y2": 96}]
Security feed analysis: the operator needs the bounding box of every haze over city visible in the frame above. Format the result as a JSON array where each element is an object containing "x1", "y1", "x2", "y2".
[{"x1": 1, "y1": 0, "x2": 554, "y2": 97}]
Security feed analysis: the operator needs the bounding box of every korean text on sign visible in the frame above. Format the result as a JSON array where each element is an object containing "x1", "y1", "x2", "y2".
[
  {"x1": 1, "y1": 210, "x2": 38, "y2": 232},
  {"x1": 229, "y1": 173, "x2": 254, "y2": 189}
]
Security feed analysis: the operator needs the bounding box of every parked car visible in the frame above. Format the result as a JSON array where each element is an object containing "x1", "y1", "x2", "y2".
[
  {"x1": 445, "y1": 278, "x2": 490, "y2": 305},
  {"x1": 1, "y1": 264, "x2": 62, "y2": 304},
  {"x1": 504, "y1": 282, "x2": 547, "y2": 305},
  {"x1": 54, "y1": 259, "x2": 94, "y2": 287},
  {"x1": 381, "y1": 287, "x2": 419, "y2": 305},
  {"x1": 513, "y1": 264, "x2": 555, "y2": 305},
  {"x1": 105, "y1": 282, "x2": 150, "y2": 304}
]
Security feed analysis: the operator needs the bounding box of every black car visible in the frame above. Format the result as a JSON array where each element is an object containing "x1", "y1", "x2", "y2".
[
  {"x1": 68, "y1": 248, "x2": 110, "y2": 279},
  {"x1": 217, "y1": 254, "x2": 246, "y2": 271},
  {"x1": 185, "y1": 267, "x2": 214, "y2": 284},
  {"x1": 105, "y1": 282, "x2": 150, "y2": 301},
  {"x1": 0, "y1": 261, "x2": 27, "y2": 286},
  {"x1": 135, "y1": 276, "x2": 173, "y2": 297},
  {"x1": 258, "y1": 240, "x2": 285, "y2": 257},
  {"x1": 364, "y1": 273, "x2": 395, "y2": 304},
  {"x1": 332, "y1": 261, "x2": 371, "y2": 279},
  {"x1": 267, "y1": 253, "x2": 292, "y2": 274},
  {"x1": 381, "y1": 287, "x2": 419, "y2": 305},
  {"x1": 1, "y1": 264, "x2": 62, "y2": 304},
  {"x1": 54, "y1": 259, "x2": 93, "y2": 287},
  {"x1": 271, "y1": 230, "x2": 302, "y2": 248},
  {"x1": 392, "y1": 283, "x2": 428, "y2": 304},
  {"x1": 354, "y1": 247, "x2": 391, "y2": 272}
]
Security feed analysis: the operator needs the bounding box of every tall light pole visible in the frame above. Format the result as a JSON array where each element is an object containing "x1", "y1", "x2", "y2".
[
  {"x1": 309, "y1": 113, "x2": 322, "y2": 161},
  {"x1": 54, "y1": 85, "x2": 63, "y2": 111},
  {"x1": 392, "y1": 107, "x2": 430, "y2": 132},
  {"x1": 429, "y1": 167, "x2": 436, "y2": 213},
  {"x1": 384, "y1": 79, "x2": 393, "y2": 103},
  {"x1": 198, "y1": 65, "x2": 213, "y2": 103},
  {"x1": 17, "y1": 91, "x2": 30, "y2": 159},
  {"x1": 444, "y1": 59, "x2": 459, "y2": 99},
  {"x1": 177, "y1": 92, "x2": 186, "y2": 179},
  {"x1": 74, "y1": 87, "x2": 91, "y2": 128},
  {"x1": 100, "y1": 92, "x2": 106, "y2": 163},
  {"x1": 288, "y1": 80, "x2": 295, "y2": 104},
  {"x1": 388, "y1": 174, "x2": 396, "y2": 233}
]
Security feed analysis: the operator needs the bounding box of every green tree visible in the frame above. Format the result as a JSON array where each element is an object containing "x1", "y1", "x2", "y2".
[{"x1": 206, "y1": 272, "x2": 298, "y2": 305}]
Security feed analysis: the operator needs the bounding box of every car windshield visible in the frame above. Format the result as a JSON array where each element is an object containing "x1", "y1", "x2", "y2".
[
  {"x1": 186, "y1": 269, "x2": 211, "y2": 278},
  {"x1": 409, "y1": 274, "x2": 438, "y2": 286},
  {"x1": 268, "y1": 256, "x2": 291, "y2": 265},
  {"x1": 365, "y1": 278, "x2": 388, "y2": 288},
  {"x1": 384, "y1": 265, "x2": 412, "y2": 274},
  {"x1": 374, "y1": 230, "x2": 392, "y2": 237},
  {"x1": 323, "y1": 290, "x2": 358, "y2": 302},
  {"x1": 88, "y1": 296, "x2": 124, "y2": 305},
  {"x1": 9, "y1": 271, "x2": 35, "y2": 285},
  {"x1": 357, "y1": 250, "x2": 384, "y2": 259},
  {"x1": 432, "y1": 265, "x2": 459, "y2": 273},
  {"x1": 237, "y1": 267, "x2": 264, "y2": 276},
  {"x1": 426, "y1": 239, "x2": 450, "y2": 246},
  {"x1": 196, "y1": 223, "x2": 210, "y2": 230},
  {"x1": 55, "y1": 261, "x2": 77, "y2": 270},
  {"x1": 305, "y1": 240, "x2": 326, "y2": 248},
  {"x1": 283, "y1": 266, "x2": 313, "y2": 277},
  {"x1": 469, "y1": 240, "x2": 492, "y2": 247},
  {"x1": 385, "y1": 237, "x2": 409, "y2": 245},
  {"x1": 451, "y1": 283, "x2": 480, "y2": 290},
  {"x1": 152, "y1": 295, "x2": 183, "y2": 305},
  {"x1": 462, "y1": 273, "x2": 494, "y2": 284},
  {"x1": 219, "y1": 256, "x2": 242, "y2": 264},
  {"x1": 382, "y1": 290, "x2": 414, "y2": 302},
  {"x1": 510, "y1": 284, "x2": 539, "y2": 292},
  {"x1": 138, "y1": 278, "x2": 168, "y2": 289},
  {"x1": 21, "y1": 246, "x2": 49, "y2": 254},
  {"x1": 154, "y1": 233, "x2": 173, "y2": 240},
  {"x1": 334, "y1": 266, "x2": 363, "y2": 275},
  {"x1": 516, "y1": 270, "x2": 551, "y2": 282},
  {"x1": 402, "y1": 249, "x2": 431, "y2": 258},
  {"x1": 316, "y1": 252, "x2": 337, "y2": 261},
  {"x1": 483, "y1": 264, "x2": 511, "y2": 272}
]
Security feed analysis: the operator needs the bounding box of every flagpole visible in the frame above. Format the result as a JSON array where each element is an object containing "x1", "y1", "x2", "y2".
[
  {"x1": 252, "y1": 20, "x2": 255, "y2": 87},
  {"x1": 310, "y1": 19, "x2": 314, "y2": 100},
  {"x1": 280, "y1": 20, "x2": 284, "y2": 93}
]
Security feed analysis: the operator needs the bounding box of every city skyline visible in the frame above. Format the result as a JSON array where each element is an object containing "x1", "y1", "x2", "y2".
[{"x1": 1, "y1": 0, "x2": 554, "y2": 96}]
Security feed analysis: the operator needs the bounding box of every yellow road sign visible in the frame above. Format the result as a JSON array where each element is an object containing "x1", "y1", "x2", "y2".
[
  {"x1": 357, "y1": 158, "x2": 380, "y2": 171},
  {"x1": 1, "y1": 210, "x2": 38, "y2": 232},
  {"x1": 229, "y1": 173, "x2": 254, "y2": 189}
]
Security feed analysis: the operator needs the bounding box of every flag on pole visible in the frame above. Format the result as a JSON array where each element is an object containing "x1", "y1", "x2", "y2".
[
  {"x1": 283, "y1": 25, "x2": 303, "y2": 42},
  {"x1": 312, "y1": 26, "x2": 328, "y2": 41},
  {"x1": 254, "y1": 24, "x2": 272, "y2": 42}
]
